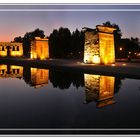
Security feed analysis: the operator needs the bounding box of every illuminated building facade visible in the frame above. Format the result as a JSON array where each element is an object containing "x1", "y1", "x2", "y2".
[
  {"x1": 0, "y1": 42, "x2": 23, "y2": 57},
  {"x1": 84, "y1": 74, "x2": 115, "y2": 108},
  {"x1": 31, "y1": 37, "x2": 49, "y2": 60},
  {"x1": 83, "y1": 25, "x2": 116, "y2": 64}
]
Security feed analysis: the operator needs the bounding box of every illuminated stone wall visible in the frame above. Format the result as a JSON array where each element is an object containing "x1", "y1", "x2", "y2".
[
  {"x1": 84, "y1": 25, "x2": 116, "y2": 64},
  {"x1": 97, "y1": 25, "x2": 116, "y2": 64},
  {"x1": 31, "y1": 37, "x2": 49, "y2": 60},
  {"x1": 30, "y1": 68, "x2": 49, "y2": 88},
  {"x1": 0, "y1": 65, "x2": 23, "y2": 78},
  {"x1": 84, "y1": 74, "x2": 115, "y2": 108},
  {"x1": 84, "y1": 30, "x2": 100, "y2": 64},
  {"x1": 0, "y1": 42, "x2": 23, "y2": 57}
]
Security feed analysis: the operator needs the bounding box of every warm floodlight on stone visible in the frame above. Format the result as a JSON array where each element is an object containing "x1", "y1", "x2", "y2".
[
  {"x1": 30, "y1": 37, "x2": 49, "y2": 60},
  {"x1": 0, "y1": 42, "x2": 23, "y2": 57},
  {"x1": 83, "y1": 25, "x2": 116, "y2": 65}
]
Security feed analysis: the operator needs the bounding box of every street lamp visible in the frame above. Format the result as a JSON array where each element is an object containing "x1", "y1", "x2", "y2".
[{"x1": 119, "y1": 47, "x2": 123, "y2": 51}]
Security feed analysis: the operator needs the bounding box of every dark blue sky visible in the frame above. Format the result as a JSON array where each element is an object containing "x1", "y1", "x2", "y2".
[{"x1": 0, "y1": 4, "x2": 140, "y2": 41}]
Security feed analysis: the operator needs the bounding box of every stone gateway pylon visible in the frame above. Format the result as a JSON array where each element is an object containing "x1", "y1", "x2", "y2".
[
  {"x1": 30, "y1": 37, "x2": 49, "y2": 60},
  {"x1": 83, "y1": 25, "x2": 116, "y2": 65}
]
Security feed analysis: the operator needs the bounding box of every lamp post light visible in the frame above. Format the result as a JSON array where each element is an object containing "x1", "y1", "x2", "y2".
[
  {"x1": 128, "y1": 51, "x2": 132, "y2": 62},
  {"x1": 119, "y1": 47, "x2": 123, "y2": 59},
  {"x1": 119, "y1": 47, "x2": 123, "y2": 51}
]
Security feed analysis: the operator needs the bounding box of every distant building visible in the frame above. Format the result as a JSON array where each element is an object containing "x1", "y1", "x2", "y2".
[
  {"x1": 30, "y1": 37, "x2": 49, "y2": 60},
  {"x1": 83, "y1": 25, "x2": 116, "y2": 64},
  {"x1": 0, "y1": 42, "x2": 23, "y2": 57}
]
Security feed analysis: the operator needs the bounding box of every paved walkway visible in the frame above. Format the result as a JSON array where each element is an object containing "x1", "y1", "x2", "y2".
[{"x1": 0, "y1": 58, "x2": 140, "y2": 78}]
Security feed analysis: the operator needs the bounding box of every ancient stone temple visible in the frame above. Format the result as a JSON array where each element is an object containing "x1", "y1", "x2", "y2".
[
  {"x1": 0, "y1": 42, "x2": 23, "y2": 57},
  {"x1": 30, "y1": 37, "x2": 49, "y2": 60},
  {"x1": 83, "y1": 25, "x2": 116, "y2": 64},
  {"x1": 84, "y1": 74, "x2": 115, "y2": 108}
]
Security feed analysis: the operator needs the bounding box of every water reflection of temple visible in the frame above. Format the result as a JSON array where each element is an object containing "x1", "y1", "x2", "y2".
[
  {"x1": 84, "y1": 74, "x2": 115, "y2": 108},
  {"x1": 30, "y1": 68, "x2": 49, "y2": 88},
  {"x1": 0, "y1": 64, "x2": 49, "y2": 88},
  {"x1": 0, "y1": 65, "x2": 23, "y2": 78},
  {"x1": 0, "y1": 64, "x2": 122, "y2": 107},
  {"x1": 23, "y1": 66, "x2": 49, "y2": 88}
]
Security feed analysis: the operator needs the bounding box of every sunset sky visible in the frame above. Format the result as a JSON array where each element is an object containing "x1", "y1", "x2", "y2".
[{"x1": 0, "y1": 4, "x2": 140, "y2": 41}]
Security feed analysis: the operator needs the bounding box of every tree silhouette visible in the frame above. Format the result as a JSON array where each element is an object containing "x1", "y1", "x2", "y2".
[
  {"x1": 70, "y1": 29, "x2": 84, "y2": 59},
  {"x1": 49, "y1": 27, "x2": 84, "y2": 59},
  {"x1": 49, "y1": 29, "x2": 59, "y2": 58},
  {"x1": 120, "y1": 37, "x2": 140, "y2": 59},
  {"x1": 114, "y1": 76, "x2": 124, "y2": 94},
  {"x1": 13, "y1": 36, "x2": 23, "y2": 43},
  {"x1": 49, "y1": 27, "x2": 71, "y2": 58},
  {"x1": 49, "y1": 70, "x2": 84, "y2": 89}
]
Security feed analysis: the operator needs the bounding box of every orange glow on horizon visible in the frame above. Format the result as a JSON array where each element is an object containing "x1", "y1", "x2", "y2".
[
  {"x1": 0, "y1": 31, "x2": 25, "y2": 42},
  {"x1": 0, "y1": 35, "x2": 15, "y2": 42}
]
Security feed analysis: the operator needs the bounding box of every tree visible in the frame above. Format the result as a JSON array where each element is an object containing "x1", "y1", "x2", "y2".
[
  {"x1": 70, "y1": 29, "x2": 84, "y2": 59},
  {"x1": 49, "y1": 70, "x2": 84, "y2": 89},
  {"x1": 58, "y1": 27, "x2": 71, "y2": 58},
  {"x1": 119, "y1": 37, "x2": 140, "y2": 59},
  {"x1": 49, "y1": 28, "x2": 84, "y2": 59},
  {"x1": 49, "y1": 27, "x2": 71, "y2": 58},
  {"x1": 49, "y1": 29, "x2": 59, "y2": 58},
  {"x1": 13, "y1": 36, "x2": 23, "y2": 43}
]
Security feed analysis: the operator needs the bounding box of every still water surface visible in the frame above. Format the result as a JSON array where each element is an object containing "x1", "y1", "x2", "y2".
[{"x1": 0, "y1": 64, "x2": 139, "y2": 129}]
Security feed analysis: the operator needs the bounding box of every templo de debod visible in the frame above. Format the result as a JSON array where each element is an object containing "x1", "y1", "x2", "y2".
[
  {"x1": 83, "y1": 25, "x2": 116, "y2": 64},
  {"x1": 0, "y1": 37, "x2": 49, "y2": 60},
  {"x1": 0, "y1": 42, "x2": 23, "y2": 57},
  {"x1": 0, "y1": 24, "x2": 116, "y2": 63},
  {"x1": 30, "y1": 37, "x2": 49, "y2": 60}
]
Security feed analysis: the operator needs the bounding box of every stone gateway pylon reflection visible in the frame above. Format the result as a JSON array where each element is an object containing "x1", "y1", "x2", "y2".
[
  {"x1": 84, "y1": 74, "x2": 115, "y2": 108},
  {"x1": 30, "y1": 68, "x2": 49, "y2": 88}
]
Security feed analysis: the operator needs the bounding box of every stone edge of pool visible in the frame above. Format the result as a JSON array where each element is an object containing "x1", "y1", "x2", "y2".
[{"x1": 0, "y1": 58, "x2": 140, "y2": 79}]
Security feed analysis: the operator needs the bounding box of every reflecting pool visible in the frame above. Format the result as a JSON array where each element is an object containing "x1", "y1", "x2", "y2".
[{"x1": 0, "y1": 64, "x2": 139, "y2": 129}]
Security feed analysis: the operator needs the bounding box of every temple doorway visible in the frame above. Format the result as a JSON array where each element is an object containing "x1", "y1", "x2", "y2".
[{"x1": 6, "y1": 46, "x2": 11, "y2": 57}]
